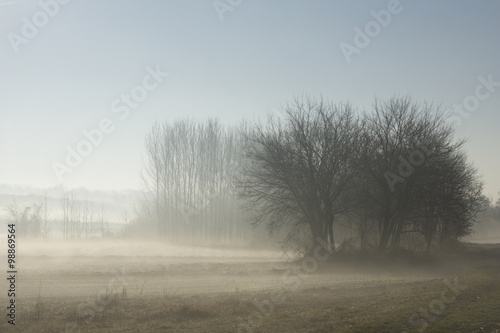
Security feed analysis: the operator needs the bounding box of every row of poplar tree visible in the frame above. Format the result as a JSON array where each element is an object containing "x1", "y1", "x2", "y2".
[{"x1": 136, "y1": 119, "x2": 252, "y2": 245}]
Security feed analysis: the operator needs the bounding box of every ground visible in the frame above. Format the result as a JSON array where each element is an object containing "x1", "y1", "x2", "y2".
[{"x1": 1, "y1": 241, "x2": 499, "y2": 332}]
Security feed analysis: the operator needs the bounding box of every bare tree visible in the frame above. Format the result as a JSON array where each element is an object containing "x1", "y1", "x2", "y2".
[
  {"x1": 6, "y1": 201, "x2": 41, "y2": 238},
  {"x1": 358, "y1": 96, "x2": 462, "y2": 251},
  {"x1": 238, "y1": 97, "x2": 362, "y2": 253},
  {"x1": 98, "y1": 202, "x2": 108, "y2": 238},
  {"x1": 81, "y1": 197, "x2": 94, "y2": 239},
  {"x1": 60, "y1": 191, "x2": 70, "y2": 239},
  {"x1": 40, "y1": 193, "x2": 51, "y2": 238},
  {"x1": 139, "y1": 118, "x2": 250, "y2": 244}
]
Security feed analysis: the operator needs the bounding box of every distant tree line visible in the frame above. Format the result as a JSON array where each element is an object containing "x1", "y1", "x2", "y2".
[
  {"x1": 472, "y1": 195, "x2": 500, "y2": 241},
  {"x1": 6, "y1": 196, "x2": 50, "y2": 239},
  {"x1": 59, "y1": 191, "x2": 109, "y2": 239},
  {"x1": 5, "y1": 190, "x2": 110, "y2": 239}
]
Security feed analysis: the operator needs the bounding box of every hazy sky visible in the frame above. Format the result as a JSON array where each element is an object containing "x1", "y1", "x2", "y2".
[{"x1": 1, "y1": 0, "x2": 499, "y2": 201}]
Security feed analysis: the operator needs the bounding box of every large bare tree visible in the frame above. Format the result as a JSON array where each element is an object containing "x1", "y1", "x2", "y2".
[
  {"x1": 238, "y1": 97, "x2": 363, "y2": 252},
  {"x1": 358, "y1": 96, "x2": 483, "y2": 252}
]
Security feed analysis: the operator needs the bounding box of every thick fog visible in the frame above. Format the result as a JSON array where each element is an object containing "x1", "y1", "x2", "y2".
[{"x1": 2, "y1": 1, "x2": 500, "y2": 332}]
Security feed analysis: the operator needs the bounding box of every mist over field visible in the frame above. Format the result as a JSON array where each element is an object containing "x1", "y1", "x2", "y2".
[
  {"x1": 14, "y1": 239, "x2": 283, "y2": 259},
  {"x1": 2, "y1": 1, "x2": 500, "y2": 332}
]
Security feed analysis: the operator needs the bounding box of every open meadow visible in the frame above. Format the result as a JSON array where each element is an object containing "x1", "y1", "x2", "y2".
[{"x1": 1, "y1": 241, "x2": 499, "y2": 333}]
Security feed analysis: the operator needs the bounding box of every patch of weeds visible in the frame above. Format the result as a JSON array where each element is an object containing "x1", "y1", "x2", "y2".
[
  {"x1": 162, "y1": 286, "x2": 178, "y2": 300},
  {"x1": 230, "y1": 285, "x2": 241, "y2": 305},
  {"x1": 34, "y1": 281, "x2": 44, "y2": 319},
  {"x1": 139, "y1": 279, "x2": 147, "y2": 297},
  {"x1": 175, "y1": 304, "x2": 213, "y2": 320}
]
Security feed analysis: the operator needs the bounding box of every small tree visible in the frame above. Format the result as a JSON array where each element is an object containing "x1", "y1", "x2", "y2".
[{"x1": 6, "y1": 201, "x2": 41, "y2": 238}]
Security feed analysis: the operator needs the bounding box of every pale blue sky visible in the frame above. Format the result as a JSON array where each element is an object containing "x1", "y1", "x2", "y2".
[{"x1": 0, "y1": 0, "x2": 499, "y2": 201}]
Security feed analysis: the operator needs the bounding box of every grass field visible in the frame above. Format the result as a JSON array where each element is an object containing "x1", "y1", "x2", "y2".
[{"x1": 1, "y1": 242, "x2": 499, "y2": 332}]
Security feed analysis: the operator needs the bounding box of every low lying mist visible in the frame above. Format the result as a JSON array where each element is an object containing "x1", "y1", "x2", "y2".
[{"x1": 15, "y1": 239, "x2": 284, "y2": 259}]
